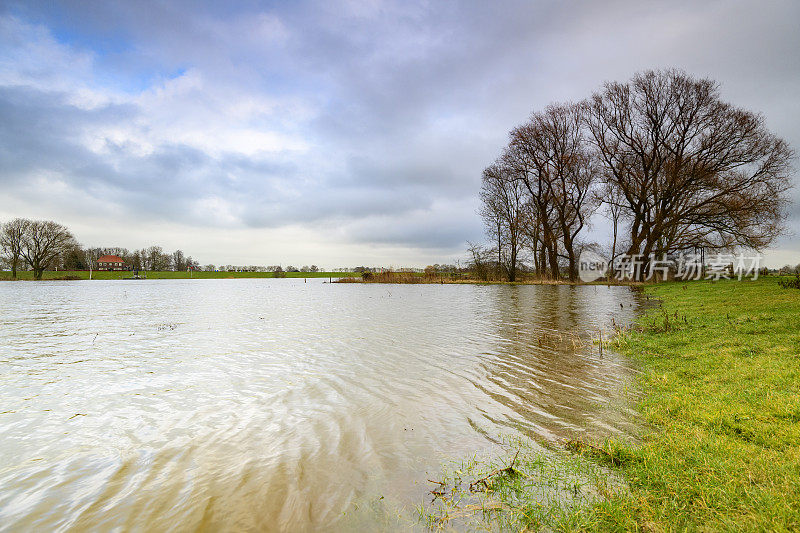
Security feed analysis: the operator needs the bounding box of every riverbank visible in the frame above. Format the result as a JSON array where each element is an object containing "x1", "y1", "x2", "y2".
[
  {"x1": 587, "y1": 277, "x2": 800, "y2": 530},
  {"x1": 423, "y1": 278, "x2": 800, "y2": 530},
  {"x1": 0, "y1": 270, "x2": 360, "y2": 280}
]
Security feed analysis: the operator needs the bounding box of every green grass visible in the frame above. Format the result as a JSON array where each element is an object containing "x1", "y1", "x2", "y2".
[
  {"x1": 582, "y1": 277, "x2": 800, "y2": 531},
  {"x1": 421, "y1": 277, "x2": 800, "y2": 531},
  {"x1": 0, "y1": 270, "x2": 360, "y2": 280}
]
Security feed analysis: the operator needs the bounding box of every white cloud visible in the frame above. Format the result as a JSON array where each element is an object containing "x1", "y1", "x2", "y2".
[{"x1": 0, "y1": 1, "x2": 798, "y2": 267}]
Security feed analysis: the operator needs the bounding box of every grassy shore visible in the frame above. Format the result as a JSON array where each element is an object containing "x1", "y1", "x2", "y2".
[
  {"x1": 0, "y1": 270, "x2": 360, "y2": 280},
  {"x1": 423, "y1": 278, "x2": 800, "y2": 530},
  {"x1": 585, "y1": 277, "x2": 800, "y2": 530}
]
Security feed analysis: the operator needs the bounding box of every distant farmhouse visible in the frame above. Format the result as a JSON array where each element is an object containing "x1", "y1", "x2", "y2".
[{"x1": 95, "y1": 254, "x2": 127, "y2": 271}]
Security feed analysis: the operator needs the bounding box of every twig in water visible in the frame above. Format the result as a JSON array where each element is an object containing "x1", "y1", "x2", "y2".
[
  {"x1": 427, "y1": 479, "x2": 447, "y2": 499},
  {"x1": 468, "y1": 448, "x2": 521, "y2": 493}
]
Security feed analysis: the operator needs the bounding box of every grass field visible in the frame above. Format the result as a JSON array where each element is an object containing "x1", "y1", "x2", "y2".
[
  {"x1": 0, "y1": 270, "x2": 360, "y2": 280},
  {"x1": 423, "y1": 277, "x2": 800, "y2": 530},
  {"x1": 584, "y1": 277, "x2": 800, "y2": 531}
]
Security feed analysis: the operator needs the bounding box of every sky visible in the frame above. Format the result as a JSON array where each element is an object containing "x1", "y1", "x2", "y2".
[{"x1": 0, "y1": 0, "x2": 798, "y2": 268}]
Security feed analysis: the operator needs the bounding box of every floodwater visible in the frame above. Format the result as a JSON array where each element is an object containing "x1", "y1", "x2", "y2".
[{"x1": 0, "y1": 279, "x2": 646, "y2": 531}]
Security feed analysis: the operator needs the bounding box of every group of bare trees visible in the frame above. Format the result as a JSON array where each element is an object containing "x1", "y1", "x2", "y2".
[
  {"x1": 0, "y1": 218, "x2": 205, "y2": 278},
  {"x1": 57, "y1": 244, "x2": 200, "y2": 272},
  {"x1": 1, "y1": 218, "x2": 335, "y2": 277},
  {"x1": 124, "y1": 247, "x2": 198, "y2": 272},
  {"x1": 478, "y1": 69, "x2": 794, "y2": 281},
  {"x1": 66, "y1": 245, "x2": 201, "y2": 273},
  {"x1": 0, "y1": 219, "x2": 77, "y2": 280}
]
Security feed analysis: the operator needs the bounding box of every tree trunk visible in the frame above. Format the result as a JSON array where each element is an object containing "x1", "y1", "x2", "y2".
[
  {"x1": 538, "y1": 246, "x2": 546, "y2": 278},
  {"x1": 496, "y1": 221, "x2": 502, "y2": 281},
  {"x1": 562, "y1": 231, "x2": 577, "y2": 281},
  {"x1": 508, "y1": 245, "x2": 517, "y2": 282},
  {"x1": 610, "y1": 220, "x2": 617, "y2": 278},
  {"x1": 547, "y1": 244, "x2": 559, "y2": 279},
  {"x1": 567, "y1": 250, "x2": 577, "y2": 282}
]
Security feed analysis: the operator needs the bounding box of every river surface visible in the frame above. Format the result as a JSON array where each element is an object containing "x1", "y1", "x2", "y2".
[{"x1": 0, "y1": 279, "x2": 646, "y2": 531}]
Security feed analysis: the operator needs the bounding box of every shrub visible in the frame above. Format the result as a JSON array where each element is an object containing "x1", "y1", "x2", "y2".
[{"x1": 777, "y1": 272, "x2": 800, "y2": 289}]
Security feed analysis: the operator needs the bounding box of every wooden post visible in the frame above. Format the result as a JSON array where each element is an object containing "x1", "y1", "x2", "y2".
[{"x1": 701, "y1": 247, "x2": 706, "y2": 279}]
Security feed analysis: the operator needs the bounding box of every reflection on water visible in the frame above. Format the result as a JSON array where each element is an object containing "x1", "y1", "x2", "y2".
[{"x1": 0, "y1": 280, "x2": 645, "y2": 531}]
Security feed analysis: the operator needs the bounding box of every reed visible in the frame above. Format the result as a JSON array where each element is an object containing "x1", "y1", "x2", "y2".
[
  {"x1": 333, "y1": 270, "x2": 641, "y2": 285},
  {"x1": 335, "y1": 271, "x2": 450, "y2": 284}
]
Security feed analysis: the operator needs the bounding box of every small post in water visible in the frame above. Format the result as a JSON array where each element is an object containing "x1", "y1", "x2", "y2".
[{"x1": 598, "y1": 330, "x2": 603, "y2": 356}]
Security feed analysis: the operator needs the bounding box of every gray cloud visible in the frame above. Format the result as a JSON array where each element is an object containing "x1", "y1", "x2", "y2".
[{"x1": 0, "y1": 0, "x2": 798, "y2": 265}]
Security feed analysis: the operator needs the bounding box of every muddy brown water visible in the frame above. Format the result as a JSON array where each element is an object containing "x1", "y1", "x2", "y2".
[{"x1": 0, "y1": 279, "x2": 646, "y2": 531}]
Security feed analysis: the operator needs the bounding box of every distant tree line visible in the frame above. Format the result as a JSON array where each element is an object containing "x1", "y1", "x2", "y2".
[
  {"x1": 89, "y1": 246, "x2": 200, "y2": 273},
  {"x1": 779, "y1": 264, "x2": 800, "y2": 275},
  {"x1": 0, "y1": 218, "x2": 339, "y2": 278},
  {"x1": 476, "y1": 69, "x2": 794, "y2": 281},
  {"x1": 0, "y1": 218, "x2": 205, "y2": 278}
]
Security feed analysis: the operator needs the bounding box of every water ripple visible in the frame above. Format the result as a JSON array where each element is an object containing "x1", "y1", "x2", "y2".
[{"x1": 0, "y1": 279, "x2": 647, "y2": 531}]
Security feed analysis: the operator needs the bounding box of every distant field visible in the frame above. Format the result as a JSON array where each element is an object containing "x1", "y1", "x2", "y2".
[{"x1": 0, "y1": 270, "x2": 360, "y2": 280}]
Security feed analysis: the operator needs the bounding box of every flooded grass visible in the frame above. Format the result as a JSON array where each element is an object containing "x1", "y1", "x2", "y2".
[
  {"x1": 421, "y1": 277, "x2": 800, "y2": 531},
  {"x1": 419, "y1": 436, "x2": 628, "y2": 531}
]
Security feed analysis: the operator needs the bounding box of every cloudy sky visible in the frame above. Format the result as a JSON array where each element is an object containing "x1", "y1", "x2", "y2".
[{"x1": 1, "y1": 0, "x2": 798, "y2": 268}]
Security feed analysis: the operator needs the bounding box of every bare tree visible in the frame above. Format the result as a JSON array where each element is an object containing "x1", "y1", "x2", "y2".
[
  {"x1": 599, "y1": 181, "x2": 627, "y2": 274},
  {"x1": 479, "y1": 162, "x2": 530, "y2": 281},
  {"x1": 20, "y1": 220, "x2": 77, "y2": 280},
  {"x1": 61, "y1": 245, "x2": 88, "y2": 271},
  {"x1": 586, "y1": 69, "x2": 794, "y2": 279},
  {"x1": 146, "y1": 246, "x2": 169, "y2": 271},
  {"x1": 507, "y1": 103, "x2": 598, "y2": 281},
  {"x1": 466, "y1": 241, "x2": 492, "y2": 281},
  {"x1": 1, "y1": 218, "x2": 31, "y2": 279},
  {"x1": 129, "y1": 249, "x2": 144, "y2": 271},
  {"x1": 171, "y1": 249, "x2": 187, "y2": 271},
  {"x1": 504, "y1": 136, "x2": 562, "y2": 279}
]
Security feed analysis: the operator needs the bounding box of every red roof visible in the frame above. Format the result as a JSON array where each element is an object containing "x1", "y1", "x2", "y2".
[{"x1": 97, "y1": 255, "x2": 124, "y2": 263}]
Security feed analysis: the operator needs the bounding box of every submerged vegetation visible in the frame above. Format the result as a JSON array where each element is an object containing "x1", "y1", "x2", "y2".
[
  {"x1": 421, "y1": 278, "x2": 800, "y2": 530},
  {"x1": 421, "y1": 437, "x2": 623, "y2": 531}
]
